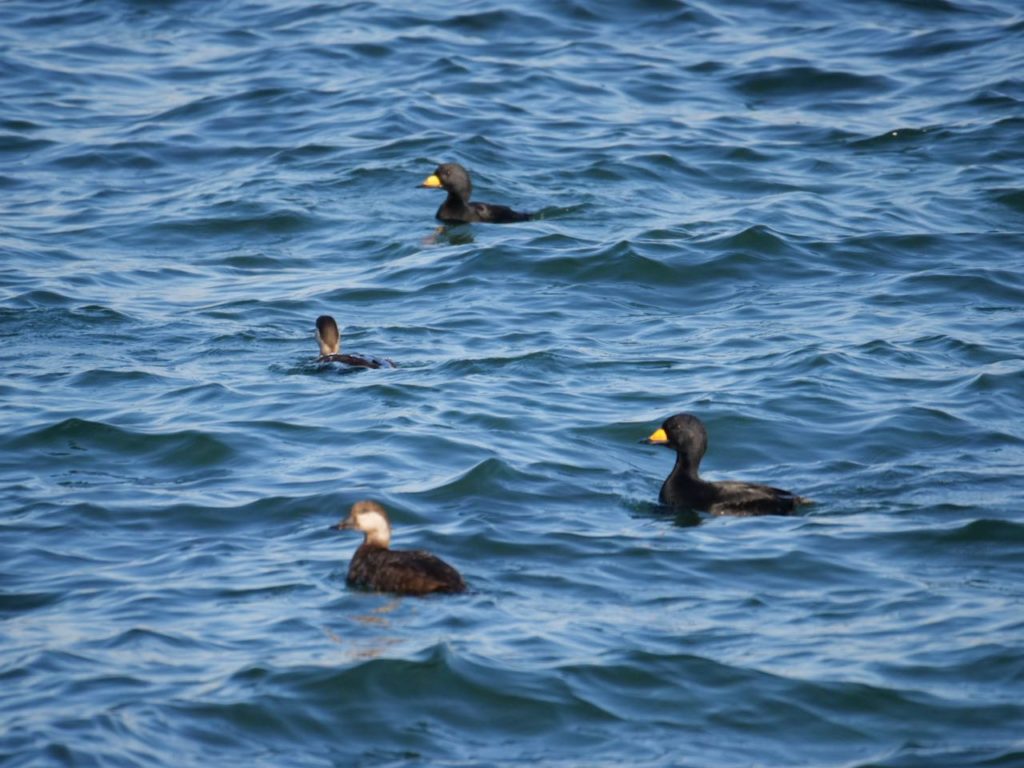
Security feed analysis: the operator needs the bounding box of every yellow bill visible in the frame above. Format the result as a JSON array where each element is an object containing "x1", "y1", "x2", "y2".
[
  {"x1": 644, "y1": 427, "x2": 669, "y2": 444},
  {"x1": 420, "y1": 174, "x2": 442, "y2": 189}
]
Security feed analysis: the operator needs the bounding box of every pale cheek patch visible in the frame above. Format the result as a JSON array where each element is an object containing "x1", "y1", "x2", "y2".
[{"x1": 358, "y1": 510, "x2": 391, "y2": 547}]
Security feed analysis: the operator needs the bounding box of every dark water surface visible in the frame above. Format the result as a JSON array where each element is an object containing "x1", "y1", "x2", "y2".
[{"x1": 3, "y1": 0, "x2": 1024, "y2": 765}]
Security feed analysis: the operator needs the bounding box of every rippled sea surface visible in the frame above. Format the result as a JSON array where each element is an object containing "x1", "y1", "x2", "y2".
[{"x1": 3, "y1": 0, "x2": 1024, "y2": 765}]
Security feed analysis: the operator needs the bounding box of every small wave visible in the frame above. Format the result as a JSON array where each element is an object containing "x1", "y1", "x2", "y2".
[
  {"x1": 46, "y1": 147, "x2": 161, "y2": 172},
  {"x1": 436, "y1": 349, "x2": 570, "y2": 377},
  {"x1": 4, "y1": 290, "x2": 76, "y2": 309},
  {"x1": 413, "y1": 457, "x2": 539, "y2": 501},
  {"x1": 68, "y1": 369, "x2": 168, "y2": 388},
  {"x1": 697, "y1": 224, "x2": 808, "y2": 256},
  {"x1": 184, "y1": 643, "x2": 617, "y2": 748},
  {"x1": 4, "y1": 418, "x2": 239, "y2": 470},
  {"x1": 0, "y1": 590, "x2": 62, "y2": 616},
  {"x1": 848, "y1": 126, "x2": 945, "y2": 150},
  {"x1": 102, "y1": 626, "x2": 195, "y2": 652},
  {"x1": 149, "y1": 209, "x2": 324, "y2": 237},
  {"x1": 731, "y1": 65, "x2": 895, "y2": 100},
  {"x1": 0, "y1": 133, "x2": 55, "y2": 156},
  {"x1": 992, "y1": 188, "x2": 1024, "y2": 213}
]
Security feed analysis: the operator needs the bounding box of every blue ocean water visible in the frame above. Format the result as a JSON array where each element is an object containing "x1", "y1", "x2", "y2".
[{"x1": 2, "y1": 0, "x2": 1024, "y2": 765}]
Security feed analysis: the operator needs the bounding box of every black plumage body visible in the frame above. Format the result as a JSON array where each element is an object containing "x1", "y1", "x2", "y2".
[
  {"x1": 436, "y1": 198, "x2": 531, "y2": 225},
  {"x1": 420, "y1": 163, "x2": 531, "y2": 224},
  {"x1": 658, "y1": 469, "x2": 808, "y2": 517},
  {"x1": 346, "y1": 544, "x2": 466, "y2": 595},
  {"x1": 645, "y1": 413, "x2": 812, "y2": 517}
]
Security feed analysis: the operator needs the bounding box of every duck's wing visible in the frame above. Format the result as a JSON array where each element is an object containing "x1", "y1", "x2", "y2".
[
  {"x1": 319, "y1": 353, "x2": 394, "y2": 369},
  {"x1": 399, "y1": 549, "x2": 466, "y2": 593},
  {"x1": 708, "y1": 481, "x2": 812, "y2": 517},
  {"x1": 470, "y1": 201, "x2": 531, "y2": 223},
  {"x1": 353, "y1": 548, "x2": 465, "y2": 595}
]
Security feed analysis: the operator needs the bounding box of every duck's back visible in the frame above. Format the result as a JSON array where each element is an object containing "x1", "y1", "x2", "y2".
[
  {"x1": 707, "y1": 480, "x2": 810, "y2": 516},
  {"x1": 437, "y1": 200, "x2": 530, "y2": 224},
  {"x1": 319, "y1": 353, "x2": 396, "y2": 369},
  {"x1": 660, "y1": 475, "x2": 809, "y2": 516},
  {"x1": 469, "y1": 201, "x2": 531, "y2": 223},
  {"x1": 347, "y1": 544, "x2": 465, "y2": 595}
]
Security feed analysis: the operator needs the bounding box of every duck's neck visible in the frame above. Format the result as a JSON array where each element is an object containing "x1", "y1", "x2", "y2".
[
  {"x1": 660, "y1": 451, "x2": 710, "y2": 505},
  {"x1": 361, "y1": 527, "x2": 390, "y2": 549},
  {"x1": 672, "y1": 451, "x2": 701, "y2": 482},
  {"x1": 438, "y1": 191, "x2": 471, "y2": 219}
]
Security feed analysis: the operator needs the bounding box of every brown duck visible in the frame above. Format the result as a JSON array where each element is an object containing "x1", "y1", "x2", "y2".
[{"x1": 331, "y1": 500, "x2": 466, "y2": 596}]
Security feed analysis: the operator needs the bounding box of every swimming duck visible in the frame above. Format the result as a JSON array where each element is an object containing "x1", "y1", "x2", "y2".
[
  {"x1": 331, "y1": 500, "x2": 466, "y2": 596},
  {"x1": 315, "y1": 315, "x2": 395, "y2": 369},
  {"x1": 643, "y1": 412, "x2": 812, "y2": 516},
  {"x1": 419, "y1": 163, "x2": 531, "y2": 224}
]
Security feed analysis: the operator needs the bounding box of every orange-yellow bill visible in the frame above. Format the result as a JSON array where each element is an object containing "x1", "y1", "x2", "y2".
[{"x1": 644, "y1": 427, "x2": 668, "y2": 444}]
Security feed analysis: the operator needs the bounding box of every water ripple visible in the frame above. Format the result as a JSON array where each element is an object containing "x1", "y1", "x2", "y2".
[{"x1": 2, "y1": 0, "x2": 1024, "y2": 765}]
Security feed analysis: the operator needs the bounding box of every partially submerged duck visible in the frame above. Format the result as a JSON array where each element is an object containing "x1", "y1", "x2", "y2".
[
  {"x1": 642, "y1": 412, "x2": 812, "y2": 516},
  {"x1": 419, "y1": 163, "x2": 531, "y2": 224},
  {"x1": 315, "y1": 315, "x2": 395, "y2": 369},
  {"x1": 331, "y1": 500, "x2": 466, "y2": 596}
]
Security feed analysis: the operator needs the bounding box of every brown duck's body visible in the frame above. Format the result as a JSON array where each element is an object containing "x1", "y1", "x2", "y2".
[
  {"x1": 346, "y1": 543, "x2": 466, "y2": 595},
  {"x1": 318, "y1": 353, "x2": 396, "y2": 370},
  {"x1": 420, "y1": 163, "x2": 531, "y2": 224},
  {"x1": 645, "y1": 413, "x2": 812, "y2": 517},
  {"x1": 332, "y1": 500, "x2": 466, "y2": 597}
]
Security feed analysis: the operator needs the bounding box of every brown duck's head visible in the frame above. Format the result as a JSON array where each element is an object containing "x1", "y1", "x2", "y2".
[
  {"x1": 331, "y1": 499, "x2": 392, "y2": 548},
  {"x1": 315, "y1": 315, "x2": 340, "y2": 356}
]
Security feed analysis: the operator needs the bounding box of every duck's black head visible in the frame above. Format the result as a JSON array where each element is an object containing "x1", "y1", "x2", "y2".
[
  {"x1": 420, "y1": 163, "x2": 472, "y2": 201},
  {"x1": 643, "y1": 412, "x2": 709, "y2": 468}
]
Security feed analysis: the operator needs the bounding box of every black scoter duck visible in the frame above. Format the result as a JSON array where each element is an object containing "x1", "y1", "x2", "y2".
[
  {"x1": 643, "y1": 412, "x2": 812, "y2": 516},
  {"x1": 419, "y1": 163, "x2": 531, "y2": 224},
  {"x1": 315, "y1": 315, "x2": 395, "y2": 369},
  {"x1": 331, "y1": 500, "x2": 466, "y2": 596}
]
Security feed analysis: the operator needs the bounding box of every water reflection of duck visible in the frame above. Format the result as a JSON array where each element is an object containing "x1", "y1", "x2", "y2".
[
  {"x1": 330, "y1": 500, "x2": 466, "y2": 596},
  {"x1": 419, "y1": 163, "x2": 531, "y2": 224},
  {"x1": 643, "y1": 413, "x2": 812, "y2": 516},
  {"x1": 315, "y1": 315, "x2": 395, "y2": 369}
]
